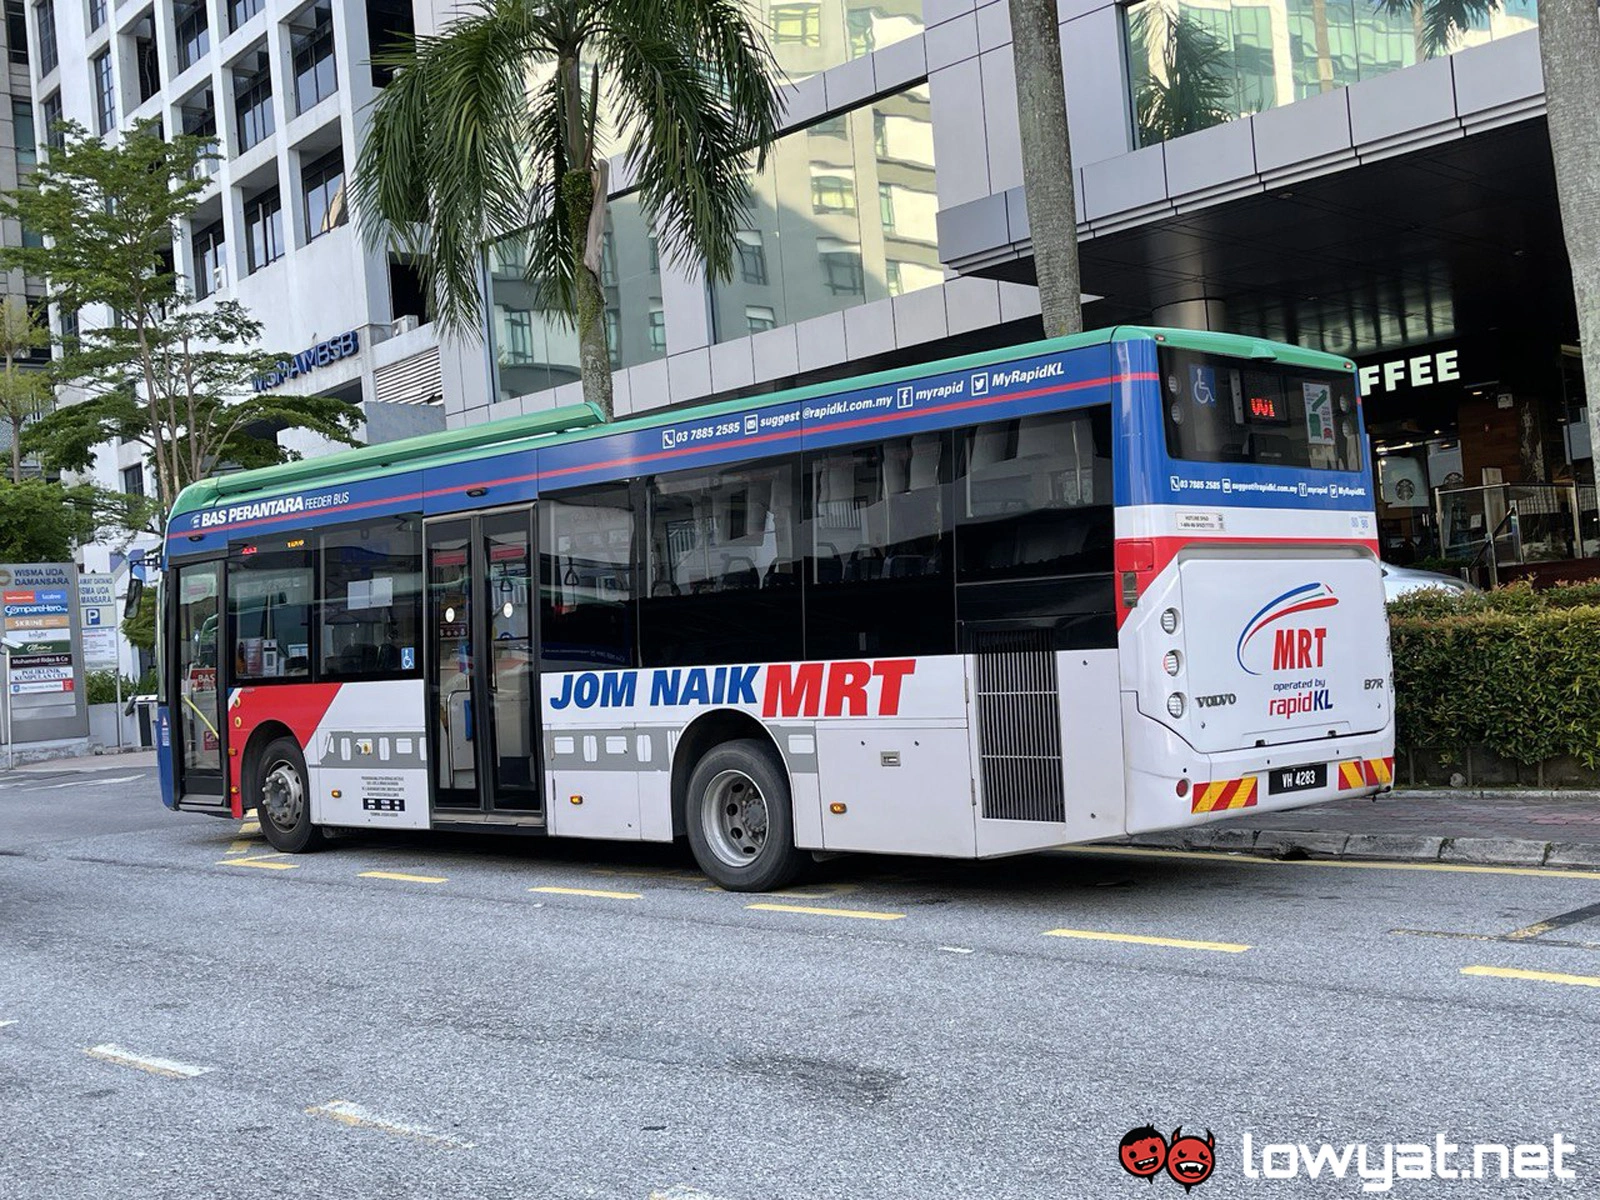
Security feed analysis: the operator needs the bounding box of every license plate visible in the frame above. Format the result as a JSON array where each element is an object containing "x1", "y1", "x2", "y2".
[{"x1": 1268, "y1": 763, "x2": 1327, "y2": 794}]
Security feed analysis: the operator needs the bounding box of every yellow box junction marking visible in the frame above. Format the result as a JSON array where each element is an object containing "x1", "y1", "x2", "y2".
[
  {"x1": 84, "y1": 1043, "x2": 210, "y2": 1079},
  {"x1": 305, "y1": 1100, "x2": 475, "y2": 1148},
  {"x1": 529, "y1": 885, "x2": 641, "y2": 900},
  {"x1": 1461, "y1": 965, "x2": 1600, "y2": 989},
  {"x1": 1045, "y1": 927, "x2": 1251, "y2": 953},
  {"x1": 746, "y1": 902, "x2": 905, "y2": 921},
  {"x1": 359, "y1": 870, "x2": 448, "y2": 884}
]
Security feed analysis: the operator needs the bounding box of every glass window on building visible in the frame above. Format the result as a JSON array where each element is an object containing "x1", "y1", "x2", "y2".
[
  {"x1": 39, "y1": 90, "x2": 60, "y2": 152},
  {"x1": 1125, "y1": 0, "x2": 1540, "y2": 148},
  {"x1": 230, "y1": 0, "x2": 263, "y2": 32},
  {"x1": 748, "y1": 0, "x2": 923, "y2": 81},
  {"x1": 88, "y1": 0, "x2": 104, "y2": 31},
  {"x1": 12, "y1": 97, "x2": 34, "y2": 167},
  {"x1": 35, "y1": 0, "x2": 56, "y2": 74},
  {"x1": 92, "y1": 49, "x2": 114, "y2": 135},
  {"x1": 192, "y1": 218, "x2": 226, "y2": 298},
  {"x1": 121, "y1": 464, "x2": 144, "y2": 496},
  {"x1": 233, "y1": 51, "x2": 274, "y2": 151},
  {"x1": 245, "y1": 186, "x2": 283, "y2": 272},
  {"x1": 5, "y1": 1, "x2": 26, "y2": 63},
  {"x1": 301, "y1": 147, "x2": 345, "y2": 239},
  {"x1": 180, "y1": 87, "x2": 219, "y2": 179},
  {"x1": 176, "y1": 1, "x2": 209, "y2": 72},
  {"x1": 711, "y1": 83, "x2": 938, "y2": 342},
  {"x1": 291, "y1": 4, "x2": 337, "y2": 114}
]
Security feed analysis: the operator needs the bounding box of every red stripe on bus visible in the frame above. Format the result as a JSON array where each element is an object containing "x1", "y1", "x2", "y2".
[{"x1": 169, "y1": 372, "x2": 1154, "y2": 543}]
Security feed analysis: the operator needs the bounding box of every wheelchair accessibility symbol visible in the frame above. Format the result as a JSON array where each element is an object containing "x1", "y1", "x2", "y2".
[{"x1": 1189, "y1": 365, "x2": 1218, "y2": 406}]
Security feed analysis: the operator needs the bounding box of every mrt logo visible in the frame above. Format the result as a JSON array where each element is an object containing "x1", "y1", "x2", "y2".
[
  {"x1": 1236, "y1": 582, "x2": 1339, "y2": 676},
  {"x1": 1271, "y1": 627, "x2": 1327, "y2": 671}
]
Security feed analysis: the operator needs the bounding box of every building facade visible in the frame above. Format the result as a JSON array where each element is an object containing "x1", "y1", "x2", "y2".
[{"x1": 32, "y1": 0, "x2": 1591, "y2": 583}]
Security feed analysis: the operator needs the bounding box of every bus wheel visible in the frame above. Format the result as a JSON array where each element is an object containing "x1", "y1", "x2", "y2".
[
  {"x1": 686, "y1": 739, "x2": 804, "y2": 893},
  {"x1": 254, "y1": 736, "x2": 323, "y2": 854}
]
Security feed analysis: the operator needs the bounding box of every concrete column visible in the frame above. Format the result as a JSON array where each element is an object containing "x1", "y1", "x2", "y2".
[{"x1": 1151, "y1": 298, "x2": 1230, "y2": 331}]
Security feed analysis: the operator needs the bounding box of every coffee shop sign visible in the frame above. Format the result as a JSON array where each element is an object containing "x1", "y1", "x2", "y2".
[
  {"x1": 1358, "y1": 347, "x2": 1460, "y2": 396},
  {"x1": 252, "y1": 330, "x2": 360, "y2": 392}
]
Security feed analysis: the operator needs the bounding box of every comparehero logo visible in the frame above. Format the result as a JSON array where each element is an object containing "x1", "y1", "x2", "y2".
[
  {"x1": 1235, "y1": 582, "x2": 1339, "y2": 676},
  {"x1": 1119, "y1": 1126, "x2": 1216, "y2": 1193}
]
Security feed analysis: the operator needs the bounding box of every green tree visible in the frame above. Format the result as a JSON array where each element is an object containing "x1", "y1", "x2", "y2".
[
  {"x1": 0, "y1": 479, "x2": 103, "y2": 561},
  {"x1": 0, "y1": 296, "x2": 51, "y2": 484},
  {"x1": 0, "y1": 120, "x2": 359, "y2": 520},
  {"x1": 1376, "y1": 0, "x2": 1500, "y2": 60},
  {"x1": 352, "y1": 0, "x2": 783, "y2": 419},
  {"x1": 1008, "y1": 0, "x2": 1085, "y2": 338},
  {"x1": 1132, "y1": 7, "x2": 1235, "y2": 147}
]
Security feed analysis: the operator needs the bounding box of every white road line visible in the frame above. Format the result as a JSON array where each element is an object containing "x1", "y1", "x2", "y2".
[
  {"x1": 306, "y1": 1100, "x2": 475, "y2": 1149},
  {"x1": 84, "y1": 1043, "x2": 210, "y2": 1079},
  {"x1": 0, "y1": 1019, "x2": 17, "y2": 1028},
  {"x1": 28, "y1": 774, "x2": 144, "y2": 790},
  {"x1": 939, "y1": 946, "x2": 974, "y2": 954},
  {"x1": 650, "y1": 1188, "x2": 736, "y2": 1200}
]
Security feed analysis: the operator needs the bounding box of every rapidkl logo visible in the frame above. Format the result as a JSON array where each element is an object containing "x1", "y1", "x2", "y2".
[
  {"x1": 1235, "y1": 583, "x2": 1339, "y2": 676},
  {"x1": 1118, "y1": 1125, "x2": 1216, "y2": 1192}
]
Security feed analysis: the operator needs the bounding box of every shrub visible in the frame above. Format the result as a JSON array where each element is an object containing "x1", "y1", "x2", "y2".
[
  {"x1": 83, "y1": 669, "x2": 140, "y2": 706},
  {"x1": 1390, "y1": 588, "x2": 1600, "y2": 768}
]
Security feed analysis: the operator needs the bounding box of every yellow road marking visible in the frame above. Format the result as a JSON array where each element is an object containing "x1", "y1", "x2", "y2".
[
  {"x1": 1461, "y1": 965, "x2": 1600, "y2": 989},
  {"x1": 1074, "y1": 845, "x2": 1600, "y2": 882},
  {"x1": 84, "y1": 1043, "x2": 210, "y2": 1079},
  {"x1": 305, "y1": 1100, "x2": 475, "y2": 1149},
  {"x1": 746, "y1": 902, "x2": 905, "y2": 921},
  {"x1": 529, "y1": 885, "x2": 641, "y2": 900},
  {"x1": 1045, "y1": 927, "x2": 1251, "y2": 953},
  {"x1": 224, "y1": 840, "x2": 254, "y2": 855},
  {"x1": 359, "y1": 870, "x2": 448, "y2": 884},
  {"x1": 220, "y1": 854, "x2": 298, "y2": 870}
]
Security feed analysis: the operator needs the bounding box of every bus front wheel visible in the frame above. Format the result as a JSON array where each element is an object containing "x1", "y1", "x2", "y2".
[
  {"x1": 254, "y1": 736, "x2": 324, "y2": 854},
  {"x1": 685, "y1": 739, "x2": 804, "y2": 892}
]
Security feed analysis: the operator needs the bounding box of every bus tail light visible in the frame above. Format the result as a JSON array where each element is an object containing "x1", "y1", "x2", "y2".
[
  {"x1": 1163, "y1": 650, "x2": 1182, "y2": 676},
  {"x1": 1167, "y1": 693, "x2": 1187, "y2": 719},
  {"x1": 1116, "y1": 540, "x2": 1156, "y2": 607},
  {"x1": 1160, "y1": 607, "x2": 1180, "y2": 635}
]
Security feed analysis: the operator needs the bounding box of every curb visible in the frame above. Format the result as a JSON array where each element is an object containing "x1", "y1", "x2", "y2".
[{"x1": 1121, "y1": 827, "x2": 1600, "y2": 871}]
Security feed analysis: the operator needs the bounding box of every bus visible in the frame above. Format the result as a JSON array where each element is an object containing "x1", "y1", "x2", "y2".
[{"x1": 155, "y1": 327, "x2": 1394, "y2": 891}]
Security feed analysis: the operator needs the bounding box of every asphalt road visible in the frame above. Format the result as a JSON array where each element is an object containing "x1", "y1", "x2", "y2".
[{"x1": 3, "y1": 763, "x2": 1599, "y2": 1199}]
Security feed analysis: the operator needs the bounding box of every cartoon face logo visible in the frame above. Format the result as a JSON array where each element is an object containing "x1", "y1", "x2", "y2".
[
  {"x1": 1118, "y1": 1126, "x2": 1167, "y2": 1180},
  {"x1": 1165, "y1": 1128, "x2": 1215, "y2": 1192}
]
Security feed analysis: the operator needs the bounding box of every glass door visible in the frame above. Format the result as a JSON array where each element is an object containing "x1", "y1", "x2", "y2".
[
  {"x1": 172, "y1": 561, "x2": 225, "y2": 802},
  {"x1": 426, "y1": 511, "x2": 542, "y2": 815}
]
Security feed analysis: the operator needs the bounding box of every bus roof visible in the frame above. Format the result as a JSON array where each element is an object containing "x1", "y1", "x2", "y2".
[{"x1": 168, "y1": 325, "x2": 1353, "y2": 522}]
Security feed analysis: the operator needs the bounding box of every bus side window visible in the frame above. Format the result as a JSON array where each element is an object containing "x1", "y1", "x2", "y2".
[
  {"x1": 540, "y1": 484, "x2": 638, "y2": 672},
  {"x1": 227, "y1": 541, "x2": 314, "y2": 681},
  {"x1": 319, "y1": 516, "x2": 424, "y2": 679},
  {"x1": 640, "y1": 458, "x2": 803, "y2": 668},
  {"x1": 804, "y1": 433, "x2": 955, "y2": 659}
]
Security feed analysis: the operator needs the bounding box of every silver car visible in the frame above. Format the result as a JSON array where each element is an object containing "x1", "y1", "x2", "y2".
[{"x1": 1381, "y1": 562, "x2": 1474, "y2": 602}]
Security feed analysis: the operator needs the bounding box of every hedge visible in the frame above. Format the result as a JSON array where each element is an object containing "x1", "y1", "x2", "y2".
[{"x1": 1388, "y1": 583, "x2": 1600, "y2": 769}]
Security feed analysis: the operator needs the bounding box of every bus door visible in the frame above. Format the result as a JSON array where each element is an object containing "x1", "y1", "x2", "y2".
[
  {"x1": 425, "y1": 509, "x2": 542, "y2": 815},
  {"x1": 169, "y1": 559, "x2": 228, "y2": 811}
]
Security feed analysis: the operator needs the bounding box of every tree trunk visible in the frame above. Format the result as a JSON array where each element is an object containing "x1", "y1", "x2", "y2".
[
  {"x1": 10, "y1": 416, "x2": 20, "y2": 484},
  {"x1": 1312, "y1": 0, "x2": 1334, "y2": 92},
  {"x1": 1538, "y1": 0, "x2": 1600, "y2": 490},
  {"x1": 1008, "y1": 0, "x2": 1084, "y2": 338},
  {"x1": 562, "y1": 165, "x2": 614, "y2": 420}
]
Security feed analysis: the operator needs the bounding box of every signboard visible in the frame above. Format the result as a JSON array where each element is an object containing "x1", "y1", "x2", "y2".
[
  {"x1": 78, "y1": 573, "x2": 116, "y2": 632},
  {"x1": 0, "y1": 562, "x2": 87, "y2": 742},
  {"x1": 252, "y1": 329, "x2": 361, "y2": 391},
  {"x1": 82, "y1": 627, "x2": 119, "y2": 668}
]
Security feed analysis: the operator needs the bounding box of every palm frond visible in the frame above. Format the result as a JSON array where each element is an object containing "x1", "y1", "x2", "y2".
[{"x1": 352, "y1": 0, "x2": 551, "y2": 336}]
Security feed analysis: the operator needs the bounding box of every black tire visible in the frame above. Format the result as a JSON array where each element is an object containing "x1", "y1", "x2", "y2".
[
  {"x1": 254, "y1": 736, "x2": 323, "y2": 854},
  {"x1": 685, "y1": 738, "x2": 805, "y2": 892}
]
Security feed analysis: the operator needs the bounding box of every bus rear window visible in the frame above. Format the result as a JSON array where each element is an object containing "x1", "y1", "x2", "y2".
[{"x1": 1160, "y1": 348, "x2": 1362, "y2": 473}]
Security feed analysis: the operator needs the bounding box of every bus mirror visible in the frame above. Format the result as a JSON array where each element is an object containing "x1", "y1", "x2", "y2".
[{"x1": 125, "y1": 577, "x2": 144, "y2": 620}]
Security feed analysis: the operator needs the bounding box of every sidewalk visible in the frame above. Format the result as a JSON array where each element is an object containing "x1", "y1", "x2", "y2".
[
  {"x1": 6, "y1": 749, "x2": 156, "y2": 774},
  {"x1": 1128, "y1": 790, "x2": 1600, "y2": 870}
]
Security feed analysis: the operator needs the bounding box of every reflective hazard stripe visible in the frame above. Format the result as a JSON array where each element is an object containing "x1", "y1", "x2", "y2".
[
  {"x1": 1190, "y1": 776, "x2": 1259, "y2": 814},
  {"x1": 1339, "y1": 757, "x2": 1394, "y2": 789}
]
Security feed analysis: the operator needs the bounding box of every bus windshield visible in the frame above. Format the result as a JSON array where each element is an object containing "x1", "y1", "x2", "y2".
[{"x1": 1160, "y1": 346, "x2": 1362, "y2": 473}]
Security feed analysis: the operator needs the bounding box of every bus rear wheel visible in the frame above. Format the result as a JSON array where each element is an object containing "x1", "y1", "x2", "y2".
[
  {"x1": 254, "y1": 736, "x2": 323, "y2": 854},
  {"x1": 685, "y1": 739, "x2": 804, "y2": 892}
]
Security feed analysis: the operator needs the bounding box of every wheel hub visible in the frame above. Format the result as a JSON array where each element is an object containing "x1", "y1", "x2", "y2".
[
  {"x1": 261, "y1": 760, "x2": 304, "y2": 829},
  {"x1": 702, "y1": 769, "x2": 769, "y2": 868}
]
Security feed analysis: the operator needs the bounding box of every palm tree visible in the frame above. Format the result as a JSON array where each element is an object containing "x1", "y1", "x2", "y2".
[
  {"x1": 352, "y1": 0, "x2": 782, "y2": 420},
  {"x1": 0, "y1": 296, "x2": 51, "y2": 484},
  {"x1": 1008, "y1": 0, "x2": 1084, "y2": 337},
  {"x1": 1132, "y1": 8, "x2": 1234, "y2": 147},
  {"x1": 1539, "y1": 0, "x2": 1600, "y2": 482}
]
